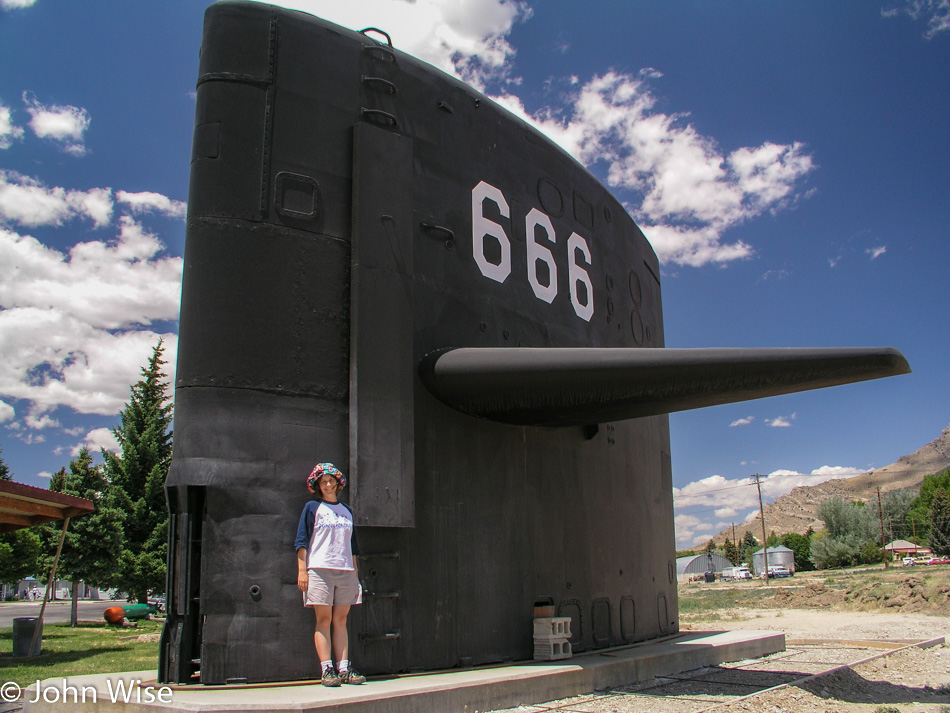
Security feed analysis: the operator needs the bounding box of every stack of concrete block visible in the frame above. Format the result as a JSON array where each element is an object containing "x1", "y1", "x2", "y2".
[{"x1": 533, "y1": 616, "x2": 572, "y2": 661}]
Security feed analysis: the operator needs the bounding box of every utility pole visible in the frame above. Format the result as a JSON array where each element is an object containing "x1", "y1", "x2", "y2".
[
  {"x1": 753, "y1": 474, "x2": 770, "y2": 585},
  {"x1": 877, "y1": 487, "x2": 889, "y2": 568}
]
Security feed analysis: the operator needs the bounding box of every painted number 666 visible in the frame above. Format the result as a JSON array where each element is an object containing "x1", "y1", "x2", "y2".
[{"x1": 471, "y1": 181, "x2": 594, "y2": 322}]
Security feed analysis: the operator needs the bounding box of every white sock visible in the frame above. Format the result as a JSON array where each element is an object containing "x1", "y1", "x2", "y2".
[
  {"x1": 337, "y1": 659, "x2": 350, "y2": 673},
  {"x1": 321, "y1": 660, "x2": 333, "y2": 673}
]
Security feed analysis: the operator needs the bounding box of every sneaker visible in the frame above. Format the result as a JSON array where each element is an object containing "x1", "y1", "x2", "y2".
[
  {"x1": 340, "y1": 667, "x2": 366, "y2": 685},
  {"x1": 321, "y1": 666, "x2": 342, "y2": 687}
]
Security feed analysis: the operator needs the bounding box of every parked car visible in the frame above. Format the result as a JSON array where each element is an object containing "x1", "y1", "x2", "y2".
[
  {"x1": 924, "y1": 557, "x2": 950, "y2": 565},
  {"x1": 903, "y1": 556, "x2": 919, "y2": 566},
  {"x1": 767, "y1": 565, "x2": 792, "y2": 578}
]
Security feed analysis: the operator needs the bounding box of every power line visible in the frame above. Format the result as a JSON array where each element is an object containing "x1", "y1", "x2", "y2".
[{"x1": 673, "y1": 481, "x2": 759, "y2": 498}]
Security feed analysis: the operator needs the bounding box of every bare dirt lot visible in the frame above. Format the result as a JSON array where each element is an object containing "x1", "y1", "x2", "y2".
[{"x1": 493, "y1": 566, "x2": 950, "y2": 713}]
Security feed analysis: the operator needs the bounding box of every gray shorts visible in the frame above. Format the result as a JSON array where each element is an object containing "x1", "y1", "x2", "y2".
[{"x1": 304, "y1": 568, "x2": 362, "y2": 607}]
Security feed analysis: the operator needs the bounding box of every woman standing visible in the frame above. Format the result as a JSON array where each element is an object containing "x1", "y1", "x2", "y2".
[{"x1": 294, "y1": 463, "x2": 366, "y2": 686}]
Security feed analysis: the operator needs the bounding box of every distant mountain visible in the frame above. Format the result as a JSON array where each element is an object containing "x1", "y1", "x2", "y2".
[{"x1": 714, "y1": 423, "x2": 950, "y2": 544}]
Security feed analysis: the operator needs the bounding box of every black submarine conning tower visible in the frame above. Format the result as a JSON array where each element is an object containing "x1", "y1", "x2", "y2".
[{"x1": 160, "y1": 1, "x2": 910, "y2": 684}]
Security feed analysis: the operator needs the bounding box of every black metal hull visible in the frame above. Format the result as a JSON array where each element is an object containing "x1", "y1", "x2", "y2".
[{"x1": 161, "y1": 2, "x2": 906, "y2": 684}]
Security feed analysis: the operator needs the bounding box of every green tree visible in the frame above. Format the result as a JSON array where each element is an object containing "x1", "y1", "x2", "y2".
[
  {"x1": 858, "y1": 541, "x2": 887, "y2": 565},
  {"x1": 907, "y1": 469, "x2": 950, "y2": 544},
  {"x1": 928, "y1": 489, "x2": 950, "y2": 557},
  {"x1": 780, "y1": 532, "x2": 814, "y2": 572},
  {"x1": 722, "y1": 539, "x2": 740, "y2": 566},
  {"x1": 0, "y1": 444, "x2": 11, "y2": 481},
  {"x1": 809, "y1": 496, "x2": 880, "y2": 569},
  {"x1": 103, "y1": 341, "x2": 173, "y2": 603},
  {"x1": 0, "y1": 446, "x2": 41, "y2": 590},
  {"x1": 877, "y1": 489, "x2": 917, "y2": 545},
  {"x1": 810, "y1": 531, "x2": 859, "y2": 569},
  {"x1": 739, "y1": 531, "x2": 758, "y2": 567},
  {"x1": 0, "y1": 530, "x2": 41, "y2": 587},
  {"x1": 44, "y1": 448, "x2": 126, "y2": 625}
]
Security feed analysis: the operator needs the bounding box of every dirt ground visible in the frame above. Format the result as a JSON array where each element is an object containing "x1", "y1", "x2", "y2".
[
  {"x1": 489, "y1": 610, "x2": 950, "y2": 713},
  {"x1": 692, "y1": 608, "x2": 950, "y2": 712},
  {"x1": 492, "y1": 568, "x2": 950, "y2": 713}
]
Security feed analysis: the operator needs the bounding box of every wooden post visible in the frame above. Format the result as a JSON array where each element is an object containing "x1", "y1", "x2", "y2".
[{"x1": 29, "y1": 516, "x2": 70, "y2": 657}]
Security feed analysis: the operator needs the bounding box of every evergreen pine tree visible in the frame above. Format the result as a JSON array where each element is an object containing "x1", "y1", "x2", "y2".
[
  {"x1": 104, "y1": 340, "x2": 173, "y2": 603},
  {"x1": 45, "y1": 448, "x2": 126, "y2": 625},
  {"x1": 0, "y1": 445, "x2": 10, "y2": 480},
  {"x1": 928, "y1": 489, "x2": 950, "y2": 557},
  {"x1": 722, "y1": 539, "x2": 740, "y2": 566},
  {"x1": 739, "y1": 531, "x2": 758, "y2": 566}
]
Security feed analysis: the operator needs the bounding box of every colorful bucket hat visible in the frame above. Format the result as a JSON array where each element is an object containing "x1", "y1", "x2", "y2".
[{"x1": 307, "y1": 462, "x2": 346, "y2": 491}]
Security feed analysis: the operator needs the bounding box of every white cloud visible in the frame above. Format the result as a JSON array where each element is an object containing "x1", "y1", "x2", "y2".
[
  {"x1": 36, "y1": 471, "x2": 52, "y2": 479},
  {"x1": 276, "y1": 0, "x2": 532, "y2": 90},
  {"x1": 866, "y1": 245, "x2": 887, "y2": 260},
  {"x1": 116, "y1": 191, "x2": 187, "y2": 218},
  {"x1": 11, "y1": 431, "x2": 44, "y2": 445},
  {"x1": 883, "y1": 0, "x2": 950, "y2": 38},
  {"x1": 0, "y1": 102, "x2": 24, "y2": 149},
  {"x1": 0, "y1": 215, "x2": 181, "y2": 417},
  {"x1": 730, "y1": 416, "x2": 754, "y2": 427},
  {"x1": 673, "y1": 466, "x2": 868, "y2": 547},
  {"x1": 0, "y1": 219, "x2": 182, "y2": 329},
  {"x1": 810, "y1": 465, "x2": 866, "y2": 478},
  {"x1": 760, "y1": 269, "x2": 790, "y2": 282},
  {"x1": 72, "y1": 427, "x2": 120, "y2": 457},
  {"x1": 0, "y1": 400, "x2": 13, "y2": 423},
  {"x1": 22, "y1": 92, "x2": 91, "y2": 156},
  {"x1": 765, "y1": 412, "x2": 796, "y2": 427},
  {"x1": 493, "y1": 70, "x2": 814, "y2": 267},
  {"x1": 0, "y1": 310, "x2": 177, "y2": 417},
  {"x1": 1, "y1": 0, "x2": 37, "y2": 8},
  {"x1": 0, "y1": 170, "x2": 113, "y2": 228},
  {"x1": 24, "y1": 412, "x2": 59, "y2": 430}
]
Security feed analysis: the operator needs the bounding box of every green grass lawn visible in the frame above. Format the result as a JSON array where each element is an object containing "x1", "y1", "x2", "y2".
[{"x1": 0, "y1": 620, "x2": 162, "y2": 686}]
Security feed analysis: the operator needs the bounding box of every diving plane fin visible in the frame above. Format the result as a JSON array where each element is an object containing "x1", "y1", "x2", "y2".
[{"x1": 419, "y1": 347, "x2": 910, "y2": 427}]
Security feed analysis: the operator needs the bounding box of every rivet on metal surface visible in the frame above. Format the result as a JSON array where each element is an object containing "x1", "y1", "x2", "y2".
[
  {"x1": 437, "y1": 101, "x2": 455, "y2": 114},
  {"x1": 479, "y1": 322, "x2": 488, "y2": 332}
]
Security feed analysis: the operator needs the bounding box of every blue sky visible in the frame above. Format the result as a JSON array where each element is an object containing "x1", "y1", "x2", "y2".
[{"x1": 1, "y1": 0, "x2": 948, "y2": 548}]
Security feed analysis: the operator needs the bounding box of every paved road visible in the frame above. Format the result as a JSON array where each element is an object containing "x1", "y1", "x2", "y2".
[{"x1": 0, "y1": 600, "x2": 131, "y2": 628}]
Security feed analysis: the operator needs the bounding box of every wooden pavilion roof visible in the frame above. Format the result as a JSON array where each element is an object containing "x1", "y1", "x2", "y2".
[{"x1": 0, "y1": 480, "x2": 94, "y2": 533}]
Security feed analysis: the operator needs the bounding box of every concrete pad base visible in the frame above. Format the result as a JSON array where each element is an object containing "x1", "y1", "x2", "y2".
[{"x1": 22, "y1": 630, "x2": 784, "y2": 713}]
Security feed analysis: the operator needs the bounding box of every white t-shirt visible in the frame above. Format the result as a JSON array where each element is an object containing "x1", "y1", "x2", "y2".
[{"x1": 307, "y1": 501, "x2": 356, "y2": 571}]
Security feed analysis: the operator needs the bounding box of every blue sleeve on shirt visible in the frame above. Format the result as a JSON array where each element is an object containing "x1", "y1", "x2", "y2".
[{"x1": 294, "y1": 501, "x2": 317, "y2": 551}]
